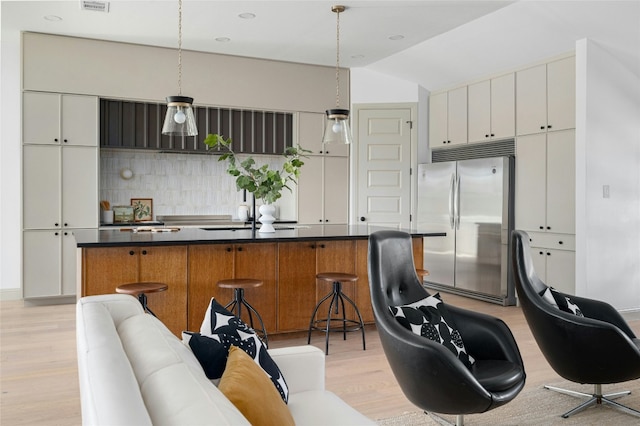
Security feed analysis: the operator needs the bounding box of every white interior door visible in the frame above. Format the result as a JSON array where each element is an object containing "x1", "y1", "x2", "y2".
[{"x1": 357, "y1": 107, "x2": 412, "y2": 230}]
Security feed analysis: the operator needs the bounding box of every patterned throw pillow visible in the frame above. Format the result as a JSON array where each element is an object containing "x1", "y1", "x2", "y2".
[
  {"x1": 389, "y1": 293, "x2": 475, "y2": 369},
  {"x1": 539, "y1": 286, "x2": 584, "y2": 317},
  {"x1": 182, "y1": 331, "x2": 227, "y2": 379},
  {"x1": 197, "y1": 298, "x2": 289, "y2": 403}
]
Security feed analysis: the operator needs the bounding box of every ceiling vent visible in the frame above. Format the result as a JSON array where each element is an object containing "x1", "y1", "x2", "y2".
[{"x1": 80, "y1": 1, "x2": 110, "y2": 12}]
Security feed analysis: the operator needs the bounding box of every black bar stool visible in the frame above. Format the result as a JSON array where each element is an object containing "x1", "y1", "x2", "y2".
[
  {"x1": 218, "y1": 278, "x2": 268, "y2": 347},
  {"x1": 307, "y1": 272, "x2": 366, "y2": 355},
  {"x1": 115, "y1": 282, "x2": 168, "y2": 317}
]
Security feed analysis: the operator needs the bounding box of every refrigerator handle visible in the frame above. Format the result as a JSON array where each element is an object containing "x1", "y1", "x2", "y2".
[
  {"x1": 455, "y1": 174, "x2": 461, "y2": 230},
  {"x1": 449, "y1": 173, "x2": 455, "y2": 229}
]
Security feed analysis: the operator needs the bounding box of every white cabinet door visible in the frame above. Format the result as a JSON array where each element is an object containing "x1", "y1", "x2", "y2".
[
  {"x1": 62, "y1": 230, "x2": 80, "y2": 295},
  {"x1": 515, "y1": 134, "x2": 547, "y2": 232},
  {"x1": 467, "y1": 80, "x2": 491, "y2": 143},
  {"x1": 324, "y1": 156, "x2": 349, "y2": 224},
  {"x1": 547, "y1": 57, "x2": 575, "y2": 133},
  {"x1": 546, "y1": 249, "x2": 576, "y2": 294},
  {"x1": 299, "y1": 112, "x2": 325, "y2": 155},
  {"x1": 429, "y1": 92, "x2": 448, "y2": 147},
  {"x1": 447, "y1": 86, "x2": 467, "y2": 146},
  {"x1": 23, "y1": 230, "x2": 61, "y2": 298},
  {"x1": 516, "y1": 64, "x2": 547, "y2": 136},
  {"x1": 61, "y1": 95, "x2": 99, "y2": 146},
  {"x1": 23, "y1": 92, "x2": 60, "y2": 145},
  {"x1": 23, "y1": 92, "x2": 98, "y2": 146},
  {"x1": 491, "y1": 73, "x2": 515, "y2": 139},
  {"x1": 546, "y1": 130, "x2": 575, "y2": 234},
  {"x1": 62, "y1": 147, "x2": 99, "y2": 228},
  {"x1": 23, "y1": 145, "x2": 61, "y2": 229},
  {"x1": 297, "y1": 156, "x2": 324, "y2": 224}
]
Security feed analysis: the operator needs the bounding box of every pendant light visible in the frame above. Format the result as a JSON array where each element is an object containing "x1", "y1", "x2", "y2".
[
  {"x1": 322, "y1": 5, "x2": 352, "y2": 145},
  {"x1": 162, "y1": 0, "x2": 197, "y2": 136}
]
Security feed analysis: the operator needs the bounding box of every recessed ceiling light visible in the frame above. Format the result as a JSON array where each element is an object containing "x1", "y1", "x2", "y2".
[
  {"x1": 215, "y1": 37, "x2": 231, "y2": 43},
  {"x1": 238, "y1": 12, "x2": 256, "y2": 19},
  {"x1": 44, "y1": 15, "x2": 63, "y2": 21},
  {"x1": 388, "y1": 35, "x2": 405, "y2": 41}
]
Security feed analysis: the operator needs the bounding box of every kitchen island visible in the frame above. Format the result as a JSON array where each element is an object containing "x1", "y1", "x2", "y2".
[{"x1": 75, "y1": 225, "x2": 444, "y2": 336}]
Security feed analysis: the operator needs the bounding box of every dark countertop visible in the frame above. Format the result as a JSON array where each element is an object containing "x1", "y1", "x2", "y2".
[{"x1": 74, "y1": 225, "x2": 446, "y2": 248}]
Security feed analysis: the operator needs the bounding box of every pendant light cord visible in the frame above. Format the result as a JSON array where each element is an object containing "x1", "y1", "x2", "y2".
[
  {"x1": 177, "y1": 0, "x2": 183, "y2": 96},
  {"x1": 334, "y1": 7, "x2": 341, "y2": 108}
]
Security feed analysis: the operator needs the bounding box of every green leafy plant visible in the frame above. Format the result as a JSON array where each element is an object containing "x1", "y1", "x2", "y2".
[{"x1": 203, "y1": 133, "x2": 309, "y2": 204}]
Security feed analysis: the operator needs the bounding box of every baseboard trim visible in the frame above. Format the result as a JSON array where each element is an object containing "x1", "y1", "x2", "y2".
[{"x1": 0, "y1": 288, "x2": 22, "y2": 301}]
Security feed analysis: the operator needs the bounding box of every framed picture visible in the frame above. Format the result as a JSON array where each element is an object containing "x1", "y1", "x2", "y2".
[{"x1": 131, "y1": 198, "x2": 153, "y2": 221}]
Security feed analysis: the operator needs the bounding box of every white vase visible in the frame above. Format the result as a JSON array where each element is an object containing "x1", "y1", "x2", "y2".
[{"x1": 258, "y1": 204, "x2": 276, "y2": 233}]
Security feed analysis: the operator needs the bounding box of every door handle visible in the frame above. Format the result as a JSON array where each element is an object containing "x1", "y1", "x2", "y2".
[
  {"x1": 449, "y1": 174, "x2": 455, "y2": 229},
  {"x1": 360, "y1": 217, "x2": 366, "y2": 222}
]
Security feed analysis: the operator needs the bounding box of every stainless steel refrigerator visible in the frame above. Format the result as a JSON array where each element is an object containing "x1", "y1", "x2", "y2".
[{"x1": 417, "y1": 156, "x2": 515, "y2": 305}]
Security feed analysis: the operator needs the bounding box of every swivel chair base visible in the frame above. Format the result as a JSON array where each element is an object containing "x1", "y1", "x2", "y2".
[
  {"x1": 545, "y1": 383, "x2": 640, "y2": 418},
  {"x1": 426, "y1": 412, "x2": 465, "y2": 426}
]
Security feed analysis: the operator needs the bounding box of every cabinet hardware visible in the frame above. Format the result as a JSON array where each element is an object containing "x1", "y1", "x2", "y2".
[
  {"x1": 546, "y1": 252, "x2": 551, "y2": 256},
  {"x1": 485, "y1": 134, "x2": 489, "y2": 138},
  {"x1": 491, "y1": 134, "x2": 495, "y2": 137},
  {"x1": 63, "y1": 139, "x2": 68, "y2": 143},
  {"x1": 226, "y1": 247, "x2": 232, "y2": 252},
  {"x1": 142, "y1": 250, "x2": 147, "y2": 255},
  {"x1": 360, "y1": 217, "x2": 366, "y2": 222},
  {"x1": 539, "y1": 226, "x2": 544, "y2": 229},
  {"x1": 129, "y1": 250, "x2": 135, "y2": 256},
  {"x1": 559, "y1": 241, "x2": 563, "y2": 245},
  {"x1": 237, "y1": 247, "x2": 243, "y2": 252},
  {"x1": 319, "y1": 244, "x2": 326, "y2": 249},
  {"x1": 55, "y1": 232, "x2": 59, "y2": 236},
  {"x1": 547, "y1": 125, "x2": 552, "y2": 129},
  {"x1": 64, "y1": 223, "x2": 68, "y2": 227},
  {"x1": 539, "y1": 251, "x2": 544, "y2": 255},
  {"x1": 64, "y1": 232, "x2": 69, "y2": 236},
  {"x1": 547, "y1": 226, "x2": 551, "y2": 230},
  {"x1": 540, "y1": 126, "x2": 545, "y2": 130},
  {"x1": 310, "y1": 244, "x2": 316, "y2": 249},
  {"x1": 54, "y1": 138, "x2": 59, "y2": 142},
  {"x1": 55, "y1": 223, "x2": 59, "y2": 227}
]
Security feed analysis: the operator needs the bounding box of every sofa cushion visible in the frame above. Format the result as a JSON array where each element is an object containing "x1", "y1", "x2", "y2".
[
  {"x1": 198, "y1": 298, "x2": 289, "y2": 403},
  {"x1": 389, "y1": 293, "x2": 475, "y2": 369},
  {"x1": 218, "y1": 346, "x2": 295, "y2": 426},
  {"x1": 117, "y1": 313, "x2": 250, "y2": 425},
  {"x1": 288, "y1": 390, "x2": 375, "y2": 426}
]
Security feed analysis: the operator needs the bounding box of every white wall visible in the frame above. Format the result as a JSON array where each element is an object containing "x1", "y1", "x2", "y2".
[{"x1": 575, "y1": 39, "x2": 640, "y2": 311}]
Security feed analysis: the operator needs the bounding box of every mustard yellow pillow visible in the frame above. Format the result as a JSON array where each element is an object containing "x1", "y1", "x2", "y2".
[{"x1": 218, "y1": 346, "x2": 295, "y2": 426}]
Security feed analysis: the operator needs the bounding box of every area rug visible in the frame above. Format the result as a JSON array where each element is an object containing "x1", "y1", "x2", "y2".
[{"x1": 377, "y1": 380, "x2": 640, "y2": 425}]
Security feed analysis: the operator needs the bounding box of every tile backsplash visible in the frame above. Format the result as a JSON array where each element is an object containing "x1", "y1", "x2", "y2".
[{"x1": 100, "y1": 150, "x2": 296, "y2": 220}]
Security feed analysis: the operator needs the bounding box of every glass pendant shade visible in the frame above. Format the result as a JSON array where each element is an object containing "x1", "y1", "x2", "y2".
[
  {"x1": 322, "y1": 108, "x2": 352, "y2": 145},
  {"x1": 162, "y1": 95, "x2": 198, "y2": 136}
]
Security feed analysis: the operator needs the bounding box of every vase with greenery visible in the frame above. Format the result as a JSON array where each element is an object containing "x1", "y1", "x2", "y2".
[{"x1": 203, "y1": 133, "x2": 308, "y2": 232}]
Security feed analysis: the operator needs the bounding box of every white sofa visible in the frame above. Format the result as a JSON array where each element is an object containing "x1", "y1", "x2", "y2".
[{"x1": 76, "y1": 294, "x2": 374, "y2": 425}]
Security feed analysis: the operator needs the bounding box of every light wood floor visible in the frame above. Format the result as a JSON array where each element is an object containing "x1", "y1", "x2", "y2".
[{"x1": 1, "y1": 293, "x2": 638, "y2": 424}]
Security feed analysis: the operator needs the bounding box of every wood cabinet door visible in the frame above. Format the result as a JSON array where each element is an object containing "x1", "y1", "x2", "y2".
[
  {"x1": 315, "y1": 240, "x2": 357, "y2": 318},
  {"x1": 187, "y1": 244, "x2": 235, "y2": 331},
  {"x1": 82, "y1": 247, "x2": 138, "y2": 296},
  {"x1": 277, "y1": 241, "x2": 318, "y2": 332},
  {"x1": 355, "y1": 239, "x2": 374, "y2": 323},
  {"x1": 138, "y1": 246, "x2": 188, "y2": 336},
  {"x1": 233, "y1": 243, "x2": 277, "y2": 333}
]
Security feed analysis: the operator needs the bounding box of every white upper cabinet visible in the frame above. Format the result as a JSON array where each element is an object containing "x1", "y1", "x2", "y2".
[
  {"x1": 23, "y1": 92, "x2": 98, "y2": 146},
  {"x1": 298, "y1": 111, "x2": 349, "y2": 157},
  {"x1": 468, "y1": 73, "x2": 515, "y2": 143},
  {"x1": 429, "y1": 87, "x2": 467, "y2": 147},
  {"x1": 516, "y1": 56, "x2": 575, "y2": 136}
]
